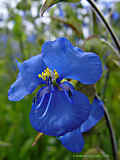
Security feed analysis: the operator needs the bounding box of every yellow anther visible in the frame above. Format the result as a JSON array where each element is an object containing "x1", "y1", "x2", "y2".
[
  {"x1": 38, "y1": 74, "x2": 42, "y2": 78},
  {"x1": 61, "y1": 79, "x2": 67, "y2": 83},
  {"x1": 42, "y1": 75, "x2": 46, "y2": 81},
  {"x1": 54, "y1": 69, "x2": 59, "y2": 80},
  {"x1": 46, "y1": 67, "x2": 50, "y2": 72},
  {"x1": 38, "y1": 68, "x2": 50, "y2": 80},
  {"x1": 45, "y1": 68, "x2": 51, "y2": 77},
  {"x1": 38, "y1": 68, "x2": 59, "y2": 81}
]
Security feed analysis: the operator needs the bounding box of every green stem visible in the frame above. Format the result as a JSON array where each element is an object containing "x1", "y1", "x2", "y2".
[
  {"x1": 89, "y1": 1, "x2": 119, "y2": 156},
  {"x1": 91, "y1": 0, "x2": 99, "y2": 35},
  {"x1": 92, "y1": 9, "x2": 99, "y2": 34},
  {"x1": 103, "y1": 107, "x2": 118, "y2": 160},
  {"x1": 97, "y1": 69, "x2": 118, "y2": 160},
  {"x1": 87, "y1": 0, "x2": 120, "y2": 53},
  {"x1": 96, "y1": 95, "x2": 118, "y2": 160}
]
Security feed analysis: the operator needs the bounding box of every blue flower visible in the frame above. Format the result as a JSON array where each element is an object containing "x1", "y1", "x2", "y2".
[{"x1": 8, "y1": 37, "x2": 104, "y2": 152}]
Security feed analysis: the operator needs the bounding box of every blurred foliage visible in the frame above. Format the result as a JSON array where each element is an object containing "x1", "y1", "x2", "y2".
[{"x1": 0, "y1": 0, "x2": 120, "y2": 160}]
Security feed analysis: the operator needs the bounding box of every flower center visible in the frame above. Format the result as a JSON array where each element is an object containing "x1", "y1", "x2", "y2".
[{"x1": 38, "y1": 67, "x2": 59, "y2": 81}]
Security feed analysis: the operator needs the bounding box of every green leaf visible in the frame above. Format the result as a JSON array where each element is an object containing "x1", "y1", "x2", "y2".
[
  {"x1": 70, "y1": 80, "x2": 96, "y2": 103},
  {"x1": 50, "y1": 16, "x2": 83, "y2": 38},
  {"x1": 83, "y1": 37, "x2": 120, "y2": 70},
  {"x1": 40, "y1": 0, "x2": 80, "y2": 16},
  {"x1": 16, "y1": 0, "x2": 31, "y2": 11},
  {"x1": 84, "y1": 37, "x2": 117, "y2": 56},
  {"x1": 82, "y1": 148, "x2": 109, "y2": 160},
  {"x1": 0, "y1": 141, "x2": 11, "y2": 147},
  {"x1": 19, "y1": 138, "x2": 33, "y2": 158}
]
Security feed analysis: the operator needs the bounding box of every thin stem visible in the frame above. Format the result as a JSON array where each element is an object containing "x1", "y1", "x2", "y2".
[
  {"x1": 91, "y1": 0, "x2": 98, "y2": 35},
  {"x1": 92, "y1": 9, "x2": 99, "y2": 34},
  {"x1": 87, "y1": 0, "x2": 120, "y2": 53},
  {"x1": 96, "y1": 95, "x2": 118, "y2": 160},
  {"x1": 88, "y1": 4, "x2": 119, "y2": 156},
  {"x1": 104, "y1": 107, "x2": 118, "y2": 160},
  {"x1": 97, "y1": 69, "x2": 118, "y2": 160},
  {"x1": 99, "y1": 70, "x2": 118, "y2": 160}
]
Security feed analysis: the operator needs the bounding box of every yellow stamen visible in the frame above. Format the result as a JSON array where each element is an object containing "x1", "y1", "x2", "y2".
[
  {"x1": 45, "y1": 68, "x2": 51, "y2": 77},
  {"x1": 38, "y1": 74, "x2": 42, "y2": 78},
  {"x1": 61, "y1": 79, "x2": 67, "y2": 83},
  {"x1": 54, "y1": 69, "x2": 59, "y2": 79},
  {"x1": 38, "y1": 68, "x2": 59, "y2": 81}
]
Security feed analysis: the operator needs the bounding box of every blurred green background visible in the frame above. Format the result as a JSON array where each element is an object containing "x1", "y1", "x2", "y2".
[{"x1": 0, "y1": 0, "x2": 120, "y2": 159}]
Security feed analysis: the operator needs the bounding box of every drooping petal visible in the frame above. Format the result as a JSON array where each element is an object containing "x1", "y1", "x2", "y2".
[
  {"x1": 80, "y1": 97, "x2": 104, "y2": 133},
  {"x1": 8, "y1": 73, "x2": 29, "y2": 101},
  {"x1": 58, "y1": 128, "x2": 84, "y2": 152},
  {"x1": 42, "y1": 37, "x2": 102, "y2": 84},
  {"x1": 8, "y1": 55, "x2": 46, "y2": 101},
  {"x1": 30, "y1": 86, "x2": 91, "y2": 137}
]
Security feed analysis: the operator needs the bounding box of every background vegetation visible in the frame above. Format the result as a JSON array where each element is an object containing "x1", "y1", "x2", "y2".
[{"x1": 0, "y1": 0, "x2": 120, "y2": 159}]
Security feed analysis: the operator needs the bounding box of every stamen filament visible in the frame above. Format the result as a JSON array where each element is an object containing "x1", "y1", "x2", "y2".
[{"x1": 32, "y1": 132, "x2": 44, "y2": 146}]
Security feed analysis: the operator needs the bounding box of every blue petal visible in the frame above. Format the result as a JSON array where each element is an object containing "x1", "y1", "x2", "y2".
[
  {"x1": 20, "y1": 55, "x2": 46, "y2": 92},
  {"x1": 8, "y1": 55, "x2": 46, "y2": 101},
  {"x1": 30, "y1": 86, "x2": 91, "y2": 136},
  {"x1": 42, "y1": 37, "x2": 102, "y2": 84},
  {"x1": 80, "y1": 97, "x2": 104, "y2": 133},
  {"x1": 60, "y1": 81, "x2": 74, "y2": 91},
  {"x1": 16, "y1": 59, "x2": 22, "y2": 71},
  {"x1": 8, "y1": 73, "x2": 29, "y2": 101},
  {"x1": 58, "y1": 128, "x2": 84, "y2": 152}
]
